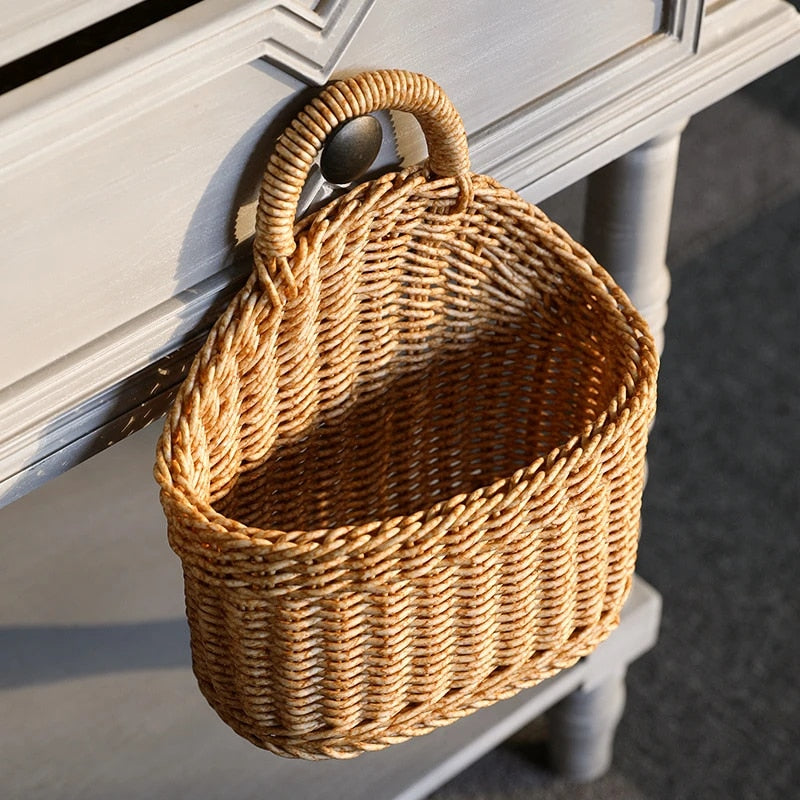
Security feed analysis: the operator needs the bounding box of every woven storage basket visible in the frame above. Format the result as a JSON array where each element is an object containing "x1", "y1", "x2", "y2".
[{"x1": 155, "y1": 69, "x2": 658, "y2": 760}]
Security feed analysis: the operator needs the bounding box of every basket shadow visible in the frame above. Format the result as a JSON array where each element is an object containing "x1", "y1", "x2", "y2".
[{"x1": 0, "y1": 620, "x2": 190, "y2": 689}]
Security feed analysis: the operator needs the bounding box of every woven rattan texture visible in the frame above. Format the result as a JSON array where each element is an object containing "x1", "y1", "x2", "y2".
[{"x1": 155, "y1": 70, "x2": 658, "y2": 760}]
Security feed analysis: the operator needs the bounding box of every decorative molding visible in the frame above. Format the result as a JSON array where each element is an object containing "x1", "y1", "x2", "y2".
[
  {"x1": 664, "y1": 0, "x2": 705, "y2": 50},
  {"x1": 474, "y1": 0, "x2": 800, "y2": 201},
  {"x1": 0, "y1": 0, "x2": 375, "y2": 177},
  {"x1": 261, "y1": 0, "x2": 377, "y2": 82}
]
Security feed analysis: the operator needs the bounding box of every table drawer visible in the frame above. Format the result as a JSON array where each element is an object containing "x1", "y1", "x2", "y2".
[
  {"x1": 0, "y1": 0, "x2": 663, "y2": 390},
  {"x1": 3, "y1": 0, "x2": 799, "y2": 505}
]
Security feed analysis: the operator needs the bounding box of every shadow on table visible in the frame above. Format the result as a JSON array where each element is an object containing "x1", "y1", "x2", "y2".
[{"x1": 0, "y1": 619, "x2": 190, "y2": 689}]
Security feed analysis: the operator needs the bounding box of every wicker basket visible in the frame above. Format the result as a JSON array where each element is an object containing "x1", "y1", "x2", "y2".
[{"x1": 154, "y1": 69, "x2": 658, "y2": 760}]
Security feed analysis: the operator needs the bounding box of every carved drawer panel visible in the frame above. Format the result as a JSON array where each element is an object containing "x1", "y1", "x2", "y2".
[{"x1": 0, "y1": 0, "x2": 673, "y2": 388}]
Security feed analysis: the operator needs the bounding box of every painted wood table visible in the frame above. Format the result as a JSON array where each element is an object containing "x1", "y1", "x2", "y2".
[{"x1": 1, "y1": 1, "x2": 798, "y2": 797}]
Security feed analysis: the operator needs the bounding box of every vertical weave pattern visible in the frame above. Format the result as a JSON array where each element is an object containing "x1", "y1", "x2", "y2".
[{"x1": 154, "y1": 70, "x2": 658, "y2": 760}]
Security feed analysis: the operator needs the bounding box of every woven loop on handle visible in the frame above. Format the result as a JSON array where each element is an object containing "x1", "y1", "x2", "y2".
[{"x1": 254, "y1": 69, "x2": 471, "y2": 262}]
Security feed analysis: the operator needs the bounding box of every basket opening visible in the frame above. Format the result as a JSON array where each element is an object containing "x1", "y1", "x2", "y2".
[
  {"x1": 212, "y1": 323, "x2": 623, "y2": 532},
  {"x1": 181, "y1": 178, "x2": 650, "y2": 534}
]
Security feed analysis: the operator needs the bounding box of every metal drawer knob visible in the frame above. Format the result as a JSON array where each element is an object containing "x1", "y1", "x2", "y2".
[{"x1": 320, "y1": 114, "x2": 383, "y2": 185}]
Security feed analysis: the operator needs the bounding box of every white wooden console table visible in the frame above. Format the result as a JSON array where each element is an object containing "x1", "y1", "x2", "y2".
[{"x1": 1, "y1": 1, "x2": 798, "y2": 797}]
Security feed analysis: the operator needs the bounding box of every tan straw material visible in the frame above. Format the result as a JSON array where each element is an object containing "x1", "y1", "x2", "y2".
[{"x1": 154, "y1": 69, "x2": 658, "y2": 760}]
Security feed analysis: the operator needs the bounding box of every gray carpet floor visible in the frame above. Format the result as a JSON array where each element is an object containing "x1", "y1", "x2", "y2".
[{"x1": 430, "y1": 55, "x2": 800, "y2": 800}]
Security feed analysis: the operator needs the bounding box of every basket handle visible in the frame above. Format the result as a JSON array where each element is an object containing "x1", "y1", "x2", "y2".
[{"x1": 254, "y1": 70, "x2": 471, "y2": 269}]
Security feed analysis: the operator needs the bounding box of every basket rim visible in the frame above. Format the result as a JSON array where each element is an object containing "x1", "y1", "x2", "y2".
[
  {"x1": 155, "y1": 171, "x2": 660, "y2": 550},
  {"x1": 157, "y1": 379, "x2": 654, "y2": 552}
]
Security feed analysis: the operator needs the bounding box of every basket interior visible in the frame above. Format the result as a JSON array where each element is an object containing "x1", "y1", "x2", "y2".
[{"x1": 202, "y1": 182, "x2": 640, "y2": 532}]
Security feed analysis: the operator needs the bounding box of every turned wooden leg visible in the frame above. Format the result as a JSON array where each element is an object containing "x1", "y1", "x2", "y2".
[
  {"x1": 547, "y1": 669, "x2": 627, "y2": 782},
  {"x1": 544, "y1": 124, "x2": 688, "y2": 782},
  {"x1": 582, "y1": 120, "x2": 687, "y2": 355}
]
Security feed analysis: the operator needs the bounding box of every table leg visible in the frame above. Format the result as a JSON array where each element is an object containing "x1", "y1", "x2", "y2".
[
  {"x1": 547, "y1": 668, "x2": 627, "y2": 782},
  {"x1": 582, "y1": 121, "x2": 687, "y2": 355},
  {"x1": 545, "y1": 123, "x2": 687, "y2": 781}
]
